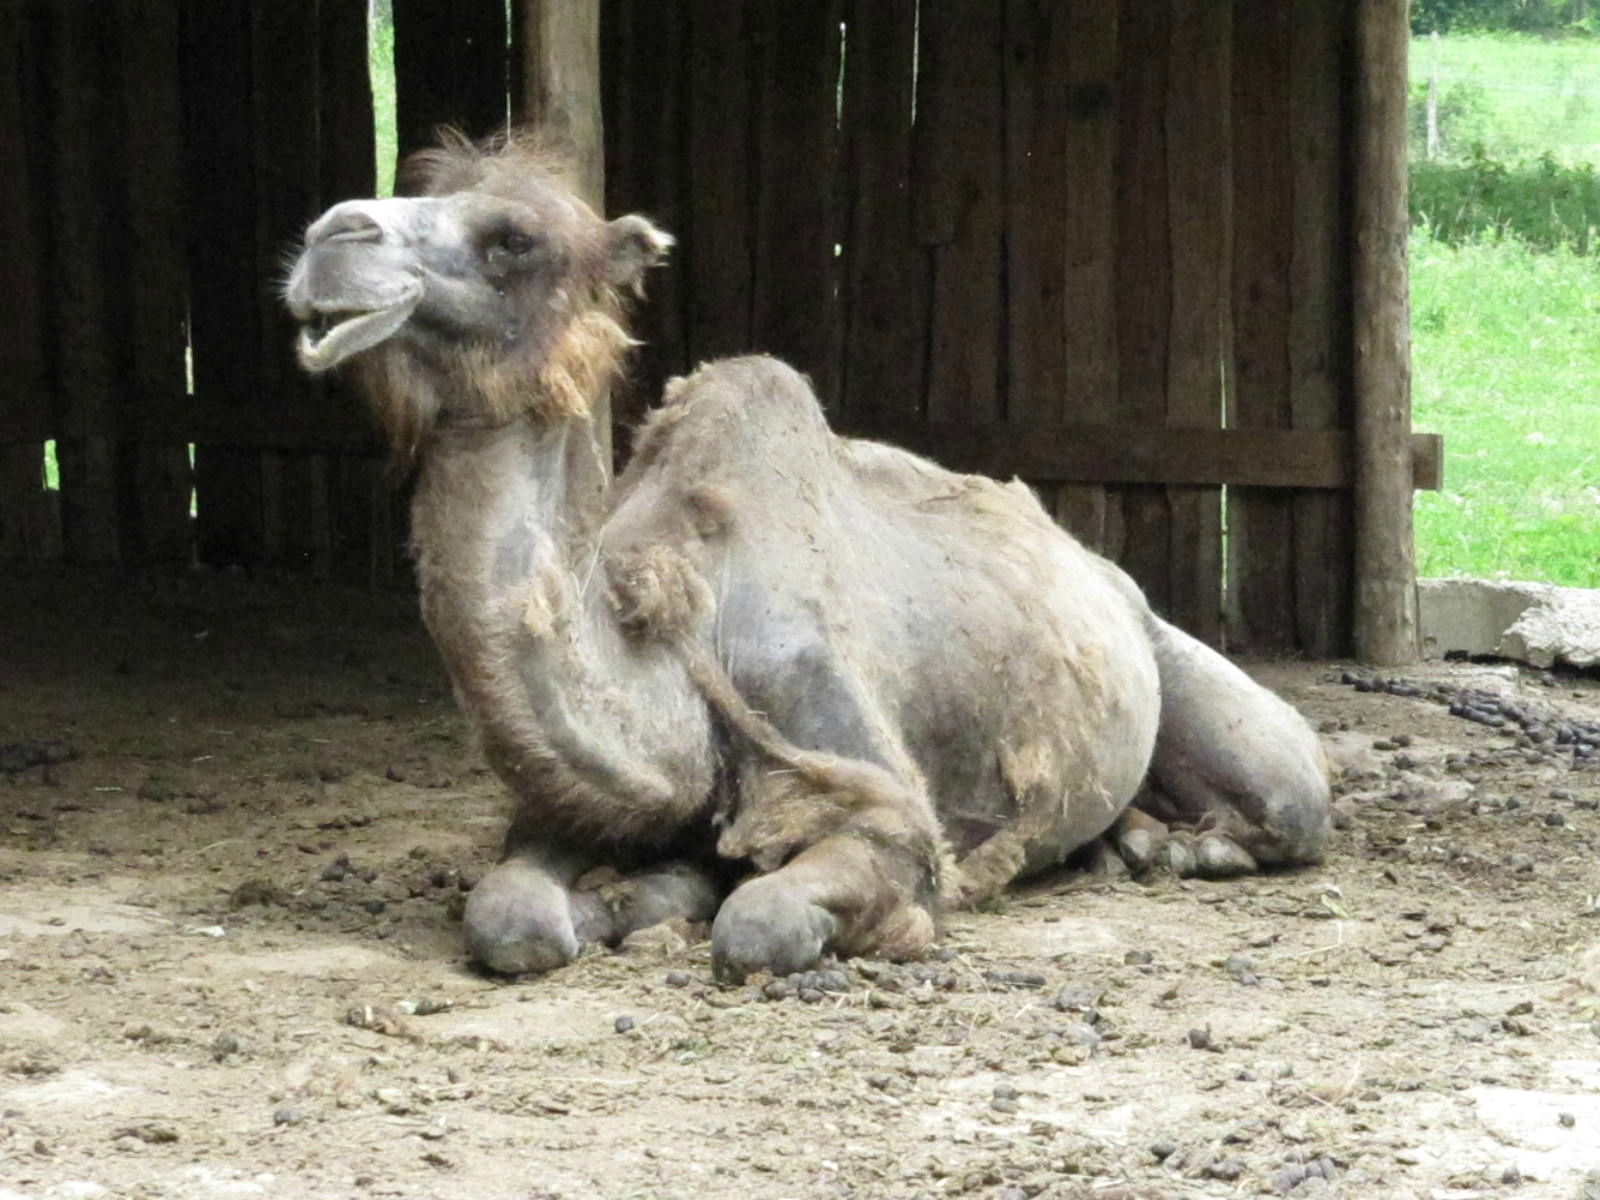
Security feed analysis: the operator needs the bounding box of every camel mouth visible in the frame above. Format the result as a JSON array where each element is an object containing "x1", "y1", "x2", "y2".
[{"x1": 296, "y1": 293, "x2": 421, "y2": 373}]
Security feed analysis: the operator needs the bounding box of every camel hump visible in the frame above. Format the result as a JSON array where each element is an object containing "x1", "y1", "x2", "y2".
[
  {"x1": 668, "y1": 355, "x2": 827, "y2": 425},
  {"x1": 628, "y1": 355, "x2": 835, "y2": 481}
]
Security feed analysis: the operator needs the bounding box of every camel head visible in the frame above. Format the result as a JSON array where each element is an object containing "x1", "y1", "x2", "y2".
[{"x1": 284, "y1": 130, "x2": 672, "y2": 455}]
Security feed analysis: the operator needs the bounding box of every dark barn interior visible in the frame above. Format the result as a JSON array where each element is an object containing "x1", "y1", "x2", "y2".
[{"x1": 0, "y1": 0, "x2": 1426, "y2": 660}]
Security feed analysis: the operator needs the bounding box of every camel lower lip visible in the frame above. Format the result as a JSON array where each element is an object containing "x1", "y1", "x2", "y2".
[{"x1": 296, "y1": 295, "x2": 419, "y2": 373}]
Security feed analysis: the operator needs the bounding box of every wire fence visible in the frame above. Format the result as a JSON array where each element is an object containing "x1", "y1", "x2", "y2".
[{"x1": 1410, "y1": 31, "x2": 1600, "y2": 163}]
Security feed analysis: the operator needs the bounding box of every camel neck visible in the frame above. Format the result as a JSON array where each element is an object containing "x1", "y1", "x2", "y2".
[
  {"x1": 411, "y1": 418, "x2": 579, "y2": 623},
  {"x1": 407, "y1": 414, "x2": 714, "y2": 844}
]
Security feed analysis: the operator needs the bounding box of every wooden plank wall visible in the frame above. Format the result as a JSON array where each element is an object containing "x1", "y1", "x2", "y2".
[
  {"x1": 182, "y1": 0, "x2": 387, "y2": 576},
  {"x1": 0, "y1": 0, "x2": 1366, "y2": 655},
  {"x1": 0, "y1": 1, "x2": 57, "y2": 561},
  {"x1": 392, "y1": 0, "x2": 510, "y2": 159},
  {"x1": 0, "y1": 0, "x2": 406, "y2": 581},
  {"x1": 603, "y1": 0, "x2": 1359, "y2": 653}
]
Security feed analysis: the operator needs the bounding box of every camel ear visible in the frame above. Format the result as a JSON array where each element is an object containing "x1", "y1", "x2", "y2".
[{"x1": 603, "y1": 214, "x2": 674, "y2": 292}]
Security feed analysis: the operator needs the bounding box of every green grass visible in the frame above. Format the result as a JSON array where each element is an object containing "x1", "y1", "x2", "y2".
[
  {"x1": 1408, "y1": 31, "x2": 1600, "y2": 587},
  {"x1": 1410, "y1": 230, "x2": 1600, "y2": 586}
]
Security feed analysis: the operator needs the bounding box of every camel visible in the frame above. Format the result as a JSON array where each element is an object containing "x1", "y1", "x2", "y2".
[{"x1": 284, "y1": 131, "x2": 1332, "y2": 981}]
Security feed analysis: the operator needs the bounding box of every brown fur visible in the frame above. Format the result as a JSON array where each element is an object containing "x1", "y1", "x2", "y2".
[
  {"x1": 357, "y1": 292, "x2": 634, "y2": 460},
  {"x1": 352, "y1": 345, "x2": 441, "y2": 462},
  {"x1": 400, "y1": 127, "x2": 590, "y2": 209}
]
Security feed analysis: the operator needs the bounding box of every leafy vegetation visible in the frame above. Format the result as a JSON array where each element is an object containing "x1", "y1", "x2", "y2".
[
  {"x1": 1413, "y1": 0, "x2": 1597, "y2": 36},
  {"x1": 1410, "y1": 30, "x2": 1600, "y2": 164},
  {"x1": 1412, "y1": 151, "x2": 1600, "y2": 252},
  {"x1": 369, "y1": 3, "x2": 397, "y2": 196}
]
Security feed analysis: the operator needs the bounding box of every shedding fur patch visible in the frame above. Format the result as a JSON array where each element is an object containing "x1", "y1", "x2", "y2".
[
  {"x1": 608, "y1": 545, "x2": 714, "y2": 639},
  {"x1": 534, "y1": 307, "x2": 637, "y2": 422},
  {"x1": 684, "y1": 484, "x2": 734, "y2": 538},
  {"x1": 521, "y1": 564, "x2": 570, "y2": 640},
  {"x1": 400, "y1": 126, "x2": 587, "y2": 207},
  {"x1": 947, "y1": 830, "x2": 1030, "y2": 907},
  {"x1": 716, "y1": 770, "x2": 861, "y2": 873},
  {"x1": 359, "y1": 298, "x2": 633, "y2": 460},
  {"x1": 998, "y1": 740, "x2": 1056, "y2": 801},
  {"x1": 447, "y1": 304, "x2": 633, "y2": 427}
]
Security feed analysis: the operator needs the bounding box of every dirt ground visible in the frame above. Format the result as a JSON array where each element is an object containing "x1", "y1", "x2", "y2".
[{"x1": 2, "y1": 569, "x2": 1598, "y2": 1200}]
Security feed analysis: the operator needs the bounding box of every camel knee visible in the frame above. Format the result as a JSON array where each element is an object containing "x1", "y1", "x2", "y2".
[
  {"x1": 710, "y1": 833, "x2": 938, "y2": 981},
  {"x1": 464, "y1": 857, "x2": 593, "y2": 974}
]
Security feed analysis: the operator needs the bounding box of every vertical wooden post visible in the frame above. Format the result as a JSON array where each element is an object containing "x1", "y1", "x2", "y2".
[
  {"x1": 184, "y1": 0, "x2": 266, "y2": 567},
  {"x1": 118, "y1": 0, "x2": 192, "y2": 565},
  {"x1": 47, "y1": 3, "x2": 127, "y2": 564},
  {"x1": 1289, "y1": 0, "x2": 1355, "y2": 657},
  {"x1": 519, "y1": 0, "x2": 610, "y2": 494},
  {"x1": 683, "y1": 1, "x2": 756, "y2": 366},
  {"x1": 1353, "y1": 0, "x2": 1419, "y2": 665},
  {"x1": 254, "y1": 0, "x2": 327, "y2": 572},
  {"x1": 521, "y1": 0, "x2": 604, "y2": 212},
  {"x1": 1004, "y1": 0, "x2": 1071, "y2": 524},
  {"x1": 1163, "y1": 0, "x2": 1229, "y2": 647},
  {"x1": 749, "y1": 0, "x2": 844, "y2": 409},
  {"x1": 1112, "y1": 0, "x2": 1173, "y2": 617},
  {"x1": 914, "y1": 3, "x2": 1006, "y2": 427},
  {"x1": 1228, "y1": 0, "x2": 1296, "y2": 651}
]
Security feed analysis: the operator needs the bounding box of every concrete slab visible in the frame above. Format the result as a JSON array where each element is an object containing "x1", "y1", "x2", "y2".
[{"x1": 1420, "y1": 578, "x2": 1600, "y2": 669}]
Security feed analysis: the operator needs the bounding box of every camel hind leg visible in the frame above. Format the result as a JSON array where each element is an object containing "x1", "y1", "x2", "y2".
[{"x1": 1123, "y1": 618, "x2": 1332, "y2": 876}]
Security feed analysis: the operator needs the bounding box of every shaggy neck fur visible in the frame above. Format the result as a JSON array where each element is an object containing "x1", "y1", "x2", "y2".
[
  {"x1": 406, "y1": 384, "x2": 717, "y2": 852},
  {"x1": 357, "y1": 300, "x2": 635, "y2": 462}
]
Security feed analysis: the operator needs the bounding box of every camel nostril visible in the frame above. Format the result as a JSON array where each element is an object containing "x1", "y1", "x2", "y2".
[{"x1": 305, "y1": 207, "x2": 384, "y2": 248}]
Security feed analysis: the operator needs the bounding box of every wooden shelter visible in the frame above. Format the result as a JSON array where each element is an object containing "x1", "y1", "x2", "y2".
[{"x1": 0, "y1": 0, "x2": 1429, "y2": 664}]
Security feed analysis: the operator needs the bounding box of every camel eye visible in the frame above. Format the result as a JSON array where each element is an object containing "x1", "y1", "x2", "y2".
[
  {"x1": 499, "y1": 231, "x2": 535, "y2": 256},
  {"x1": 482, "y1": 226, "x2": 543, "y2": 272}
]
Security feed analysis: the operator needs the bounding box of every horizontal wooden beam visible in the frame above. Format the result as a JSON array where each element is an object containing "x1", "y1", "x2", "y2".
[
  {"x1": 843, "y1": 421, "x2": 1443, "y2": 491},
  {"x1": 2, "y1": 401, "x2": 1443, "y2": 493},
  {"x1": 0, "y1": 399, "x2": 379, "y2": 455}
]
